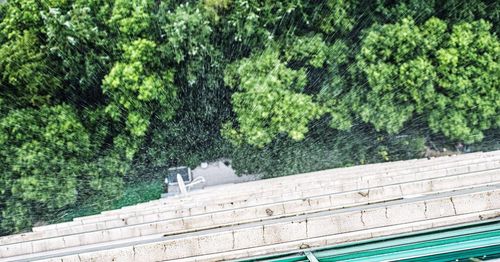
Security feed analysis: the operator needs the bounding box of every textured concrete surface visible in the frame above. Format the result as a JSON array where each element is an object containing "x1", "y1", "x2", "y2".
[
  {"x1": 6, "y1": 164, "x2": 499, "y2": 250},
  {"x1": 5, "y1": 186, "x2": 499, "y2": 261},
  {"x1": 56, "y1": 158, "x2": 500, "y2": 227},
  {"x1": 1, "y1": 151, "x2": 500, "y2": 261},
  {"x1": 66, "y1": 154, "x2": 499, "y2": 218}
]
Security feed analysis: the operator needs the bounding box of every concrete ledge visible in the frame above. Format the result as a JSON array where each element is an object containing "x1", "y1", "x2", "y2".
[
  {"x1": 106, "y1": 152, "x2": 497, "y2": 212},
  {"x1": 67, "y1": 152, "x2": 489, "y2": 219},
  {"x1": 172, "y1": 213, "x2": 500, "y2": 262},
  {"x1": 69, "y1": 163, "x2": 500, "y2": 225},
  {"x1": 52, "y1": 157, "x2": 500, "y2": 230},
  {"x1": 2, "y1": 166, "x2": 499, "y2": 252},
  {"x1": 5, "y1": 186, "x2": 499, "y2": 261},
  {"x1": 91, "y1": 155, "x2": 500, "y2": 216},
  {"x1": 2, "y1": 152, "x2": 499, "y2": 262},
  {"x1": 26, "y1": 152, "x2": 497, "y2": 234}
]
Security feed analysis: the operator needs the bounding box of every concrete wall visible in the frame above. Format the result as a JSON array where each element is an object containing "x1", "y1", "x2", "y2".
[
  {"x1": 26, "y1": 189, "x2": 500, "y2": 262},
  {"x1": 2, "y1": 151, "x2": 500, "y2": 261}
]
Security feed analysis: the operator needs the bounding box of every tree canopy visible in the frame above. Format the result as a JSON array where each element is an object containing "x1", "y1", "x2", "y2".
[
  {"x1": 354, "y1": 18, "x2": 499, "y2": 143},
  {"x1": 0, "y1": 0, "x2": 498, "y2": 234}
]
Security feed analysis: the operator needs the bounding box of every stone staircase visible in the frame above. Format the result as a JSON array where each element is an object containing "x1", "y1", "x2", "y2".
[{"x1": 1, "y1": 151, "x2": 500, "y2": 261}]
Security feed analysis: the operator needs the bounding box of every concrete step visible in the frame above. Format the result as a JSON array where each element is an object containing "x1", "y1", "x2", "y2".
[
  {"x1": 64, "y1": 156, "x2": 500, "y2": 227},
  {"x1": 78, "y1": 152, "x2": 482, "y2": 218},
  {"x1": 114, "y1": 151, "x2": 492, "y2": 210},
  {"x1": 82, "y1": 160, "x2": 500, "y2": 227},
  {"x1": 5, "y1": 154, "x2": 499, "y2": 249},
  {"x1": 4, "y1": 185, "x2": 499, "y2": 262},
  {"x1": 2, "y1": 169, "x2": 498, "y2": 257},
  {"x1": 21, "y1": 154, "x2": 500, "y2": 241},
  {"x1": 5, "y1": 165, "x2": 498, "y2": 248},
  {"x1": 104, "y1": 151, "x2": 500, "y2": 213},
  {"x1": 43, "y1": 152, "x2": 496, "y2": 230},
  {"x1": 0, "y1": 154, "x2": 500, "y2": 252},
  {"x1": 173, "y1": 215, "x2": 500, "y2": 262}
]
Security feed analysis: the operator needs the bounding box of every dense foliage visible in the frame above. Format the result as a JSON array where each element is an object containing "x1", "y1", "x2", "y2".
[
  {"x1": 353, "y1": 18, "x2": 499, "y2": 143},
  {"x1": 0, "y1": 0, "x2": 498, "y2": 234}
]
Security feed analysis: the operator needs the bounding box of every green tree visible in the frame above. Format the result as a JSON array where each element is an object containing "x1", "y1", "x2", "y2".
[
  {"x1": 0, "y1": 0, "x2": 498, "y2": 235},
  {"x1": 353, "y1": 18, "x2": 499, "y2": 143},
  {"x1": 315, "y1": 0, "x2": 357, "y2": 35},
  {"x1": 0, "y1": 0, "x2": 48, "y2": 37},
  {"x1": 78, "y1": 107, "x2": 126, "y2": 206},
  {"x1": 430, "y1": 20, "x2": 500, "y2": 143},
  {"x1": 224, "y1": 48, "x2": 323, "y2": 147},
  {"x1": 370, "y1": 0, "x2": 436, "y2": 24},
  {"x1": 0, "y1": 5, "x2": 6, "y2": 36},
  {"x1": 440, "y1": 0, "x2": 500, "y2": 34},
  {"x1": 139, "y1": 2, "x2": 231, "y2": 171},
  {"x1": 217, "y1": 0, "x2": 317, "y2": 56},
  {"x1": 0, "y1": 0, "x2": 68, "y2": 107},
  {"x1": 283, "y1": 35, "x2": 352, "y2": 130},
  {"x1": 41, "y1": 0, "x2": 115, "y2": 103},
  {"x1": 0, "y1": 105, "x2": 91, "y2": 233},
  {"x1": 108, "y1": 0, "x2": 154, "y2": 38},
  {"x1": 158, "y1": 2, "x2": 214, "y2": 84},
  {"x1": 0, "y1": 30, "x2": 62, "y2": 107},
  {"x1": 102, "y1": 39, "x2": 177, "y2": 159}
]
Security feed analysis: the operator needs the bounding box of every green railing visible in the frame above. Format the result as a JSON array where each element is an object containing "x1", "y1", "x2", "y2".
[{"x1": 240, "y1": 219, "x2": 500, "y2": 262}]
